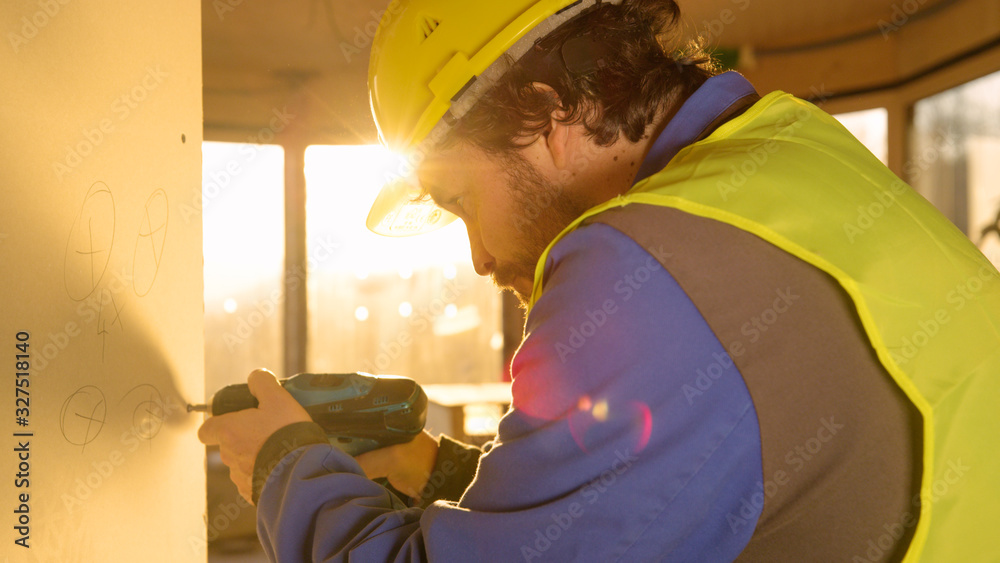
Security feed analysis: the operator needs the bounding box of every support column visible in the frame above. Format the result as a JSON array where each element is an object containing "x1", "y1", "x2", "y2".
[{"x1": 284, "y1": 141, "x2": 309, "y2": 377}]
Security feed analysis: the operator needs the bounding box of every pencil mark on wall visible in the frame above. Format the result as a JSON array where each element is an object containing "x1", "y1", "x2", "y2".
[
  {"x1": 133, "y1": 189, "x2": 169, "y2": 296},
  {"x1": 61, "y1": 385, "x2": 171, "y2": 451},
  {"x1": 60, "y1": 386, "x2": 108, "y2": 451},
  {"x1": 64, "y1": 182, "x2": 116, "y2": 302},
  {"x1": 96, "y1": 287, "x2": 127, "y2": 362},
  {"x1": 120, "y1": 384, "x2": 167, "y2": 442},
  {"x1": 60, "y1": 183, "x2": 174, "y2": 363}
]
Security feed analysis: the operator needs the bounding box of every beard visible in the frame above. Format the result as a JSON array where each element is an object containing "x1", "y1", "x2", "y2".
[{"x1": 491, "y1": 150, "x2": 591, "y2": 308}]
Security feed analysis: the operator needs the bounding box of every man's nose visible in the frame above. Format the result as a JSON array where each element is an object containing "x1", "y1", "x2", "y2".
[{"x1": 464, "y1": 220, "x2": 495, "y2": 277}]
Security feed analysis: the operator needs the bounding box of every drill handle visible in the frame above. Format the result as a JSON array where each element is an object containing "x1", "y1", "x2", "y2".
[{"x1": 210, "y1": 383, "x2": 259, "y2": 416}]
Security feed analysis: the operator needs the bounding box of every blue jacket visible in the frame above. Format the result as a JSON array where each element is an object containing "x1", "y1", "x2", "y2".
[{"x1": 254, "y1": 73, "x2": 770, "y2": 561}]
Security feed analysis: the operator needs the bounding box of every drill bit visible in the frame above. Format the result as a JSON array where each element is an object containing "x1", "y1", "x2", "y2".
[{"x1": 187, "y1": 403, "x2": 209, "y2": 413}]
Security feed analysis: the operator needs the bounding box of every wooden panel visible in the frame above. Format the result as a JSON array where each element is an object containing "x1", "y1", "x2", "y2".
[{"x1": 0, "y1": 1, "x2": 206, "y2": 560}]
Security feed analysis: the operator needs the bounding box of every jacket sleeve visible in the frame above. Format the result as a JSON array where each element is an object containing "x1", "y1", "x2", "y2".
[
  {"x1": 255, "y1": 223, "x2": 764, "y2": 562},
  {"x1": 251, "y1": 427, "x2": 483, "y2": 508},
  {"x1": 414, "y1": 435, "x2": 484, "y2": 508}
]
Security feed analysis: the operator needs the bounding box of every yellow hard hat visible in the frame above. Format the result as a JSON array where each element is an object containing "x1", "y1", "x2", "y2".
[{"x1": 366, "y1": 0, "x2": 622, "y2": 236}]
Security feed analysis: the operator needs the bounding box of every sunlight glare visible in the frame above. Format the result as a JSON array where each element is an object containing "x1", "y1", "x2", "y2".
[
  {"x1": 305, "y1": 145, "x2": 472, "y2": 275},
  {"x1": 202, "y1": 142, "x2": 285, "y2": 302}
]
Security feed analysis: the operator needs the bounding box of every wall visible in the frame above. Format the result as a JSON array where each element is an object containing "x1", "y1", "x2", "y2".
[{"x1": 1, "y1": 1, "x2": 206, "y2": 560}]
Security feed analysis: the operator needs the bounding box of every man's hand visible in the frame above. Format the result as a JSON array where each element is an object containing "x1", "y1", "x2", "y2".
[
  {"x1": 354, "y1": 430, "x2": 439, "y2": 500},
  {"x1": 197, "y1": 369, "x2": 312, "y2": 504}
]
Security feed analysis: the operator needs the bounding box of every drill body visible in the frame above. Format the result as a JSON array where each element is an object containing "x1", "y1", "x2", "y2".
[{"x1": 199, "y1": 372, "x2": 427, "y2": 456}]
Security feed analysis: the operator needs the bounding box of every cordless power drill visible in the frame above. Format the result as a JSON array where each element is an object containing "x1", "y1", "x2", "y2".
[{"x1": 190, "y1": 372, "x2": 427, "y2": 456}]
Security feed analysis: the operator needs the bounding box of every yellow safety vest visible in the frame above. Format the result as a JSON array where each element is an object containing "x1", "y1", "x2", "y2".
[{"x1": 528, "y1": 91, "x2": 1000, "y2": 561}]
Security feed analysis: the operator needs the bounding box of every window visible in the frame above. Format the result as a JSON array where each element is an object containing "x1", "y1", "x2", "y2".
[
  {"x1": 834, "y1": 107, "x2": 889, "y2": 165},
  {"x1": 304, "y1": 145, "x2": 503, "y2": 386},
  {"x1": 911, "y1": 70, "x2": 1000, "y2": 268},
  {"x1": 202, "y1": 142, "x2": 285, "y2": 393}
]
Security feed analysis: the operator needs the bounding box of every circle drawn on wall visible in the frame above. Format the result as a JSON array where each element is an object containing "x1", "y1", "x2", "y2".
[
  {"x1": 133, "y1": 189, "x2": 169, "y2": 296},
  {"x1": 121, "y1": 384, "x2": 166, "y2": 441},
  {"x1": 64, "y1": 182, "x2": 116, "y2": 301},
  {"x1": 60, "y1": 386, "x2": 107, "y2": 449}
]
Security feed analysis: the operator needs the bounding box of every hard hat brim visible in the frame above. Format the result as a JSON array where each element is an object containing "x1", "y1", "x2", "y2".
[{"x1": 365, "y1": 176, "x2": 458, "y2": 237}]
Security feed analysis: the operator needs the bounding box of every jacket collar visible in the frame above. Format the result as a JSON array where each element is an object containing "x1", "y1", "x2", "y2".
[{"x1": 633, "y1": 71, "x2": 760, "y2": 185}]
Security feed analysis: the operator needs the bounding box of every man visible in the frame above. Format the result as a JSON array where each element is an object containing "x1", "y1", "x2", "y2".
[{"x1": 199, "y1": 0, "x2": 1000, "y2": 561}]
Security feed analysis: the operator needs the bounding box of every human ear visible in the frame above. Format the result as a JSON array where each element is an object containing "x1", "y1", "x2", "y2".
[{"x1": 527, "y1": 82, "x2": 572, "y2": 170}]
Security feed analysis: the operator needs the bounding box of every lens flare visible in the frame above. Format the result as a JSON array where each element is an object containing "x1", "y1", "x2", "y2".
[{"x1": 568, "y1": 397, "x2": 653, "y2": 454}]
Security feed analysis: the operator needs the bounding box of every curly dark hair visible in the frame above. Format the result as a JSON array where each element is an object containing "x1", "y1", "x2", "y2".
[{"x1": 449, "y1": 0, "x2": 719, "y2": 152}]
